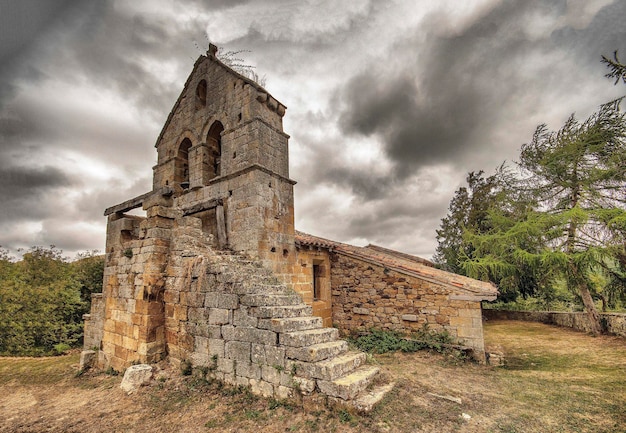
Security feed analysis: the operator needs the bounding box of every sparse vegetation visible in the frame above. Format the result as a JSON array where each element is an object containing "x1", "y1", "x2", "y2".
[
  {"x1": 349, "y1": 326, "x2": 461, "y2": 358},
  {"x1": 0, "y1": 321, "x2": 624, "y2": 432}
]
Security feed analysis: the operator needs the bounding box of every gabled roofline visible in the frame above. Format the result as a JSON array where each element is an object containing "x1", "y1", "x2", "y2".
[
  {"x1": 295, "y1": 231, "x2": 498, "y2": 300},
  {"x1": 154, "y1": 46, "x2": 286, "y2": 149},
  {"x1": 365, "y1": 244, "x2": 434, "y2": 267}
]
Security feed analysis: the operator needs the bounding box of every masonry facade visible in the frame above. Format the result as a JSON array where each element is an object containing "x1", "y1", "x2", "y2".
[{"x1": 83, "y1": 45, "x2": 497, "y2": 406}]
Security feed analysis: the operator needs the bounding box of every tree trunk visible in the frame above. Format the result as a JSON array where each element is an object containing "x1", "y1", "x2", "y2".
[{"x1": 578, "y1": 283, "x2": 603, "y2": 335}]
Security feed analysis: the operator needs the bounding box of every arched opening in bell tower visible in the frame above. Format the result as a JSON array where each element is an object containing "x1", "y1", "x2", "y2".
[
  {"x1": 206, "y1": 121, "x2": 223, "y2": 181},
  {"x1": 175, "y1": 138, "x2": 192, "y2": 188}
]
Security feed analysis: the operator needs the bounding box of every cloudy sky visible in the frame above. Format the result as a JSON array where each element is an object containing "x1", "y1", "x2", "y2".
[{"x1": 0, "y1": 0, "x2": 625, "y2": 260}]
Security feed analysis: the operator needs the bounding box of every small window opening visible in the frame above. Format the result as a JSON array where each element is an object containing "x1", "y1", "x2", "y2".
[
  {"x1": 238, "y1": 112, "x2": 242, "y2": 122},
  {"x1": 233, "y1": 151, "x2": 236, "y2": 158},
  {"x1": 206, "y1": 121, "x2": 224, "y2": 182},
  {"x1": 175, "y1": 138, "x2": 192, "y2": 189},
  {"x1": 283, "y1": 249, "x2": 288, "y2": 257},
  {"x1": 270, "y1": 247, "x2": 276, "y2": 253},
  {"x1": 313, "y1": 264, "x2": 322, "y2": 301},
  {"x1": 195, "y1": 79, "x2": 207, "y2": 108}
]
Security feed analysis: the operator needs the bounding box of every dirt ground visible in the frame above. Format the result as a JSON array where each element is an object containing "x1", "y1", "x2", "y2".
[{"x1": 0, "y1": 320, "x2": 624, "y2": 433}]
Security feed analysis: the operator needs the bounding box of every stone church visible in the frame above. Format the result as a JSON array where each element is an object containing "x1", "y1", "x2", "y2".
[{"x1": 82, "y1": 45, "x2": 497, "y2": 408}]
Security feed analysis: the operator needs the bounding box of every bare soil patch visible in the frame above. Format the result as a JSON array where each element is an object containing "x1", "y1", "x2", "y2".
[{"x1": 0, "y1": 321, "x2": 623, "y2": 433}]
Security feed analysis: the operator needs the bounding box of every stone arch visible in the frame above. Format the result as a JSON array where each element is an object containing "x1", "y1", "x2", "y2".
[
  {"x1": 206, "y1": 121, "x2": 224, "y2": 181},
  {"x1": 195, "y1": 79, "x2": 207, "y2": 108},
  {"x1": 175, "y1": 138, "x2": 193, "y2": 188}
]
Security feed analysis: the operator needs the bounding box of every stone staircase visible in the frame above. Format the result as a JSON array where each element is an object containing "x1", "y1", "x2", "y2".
[{"x1": 192, "y1": 250, "x2": 394, "y2": 412}]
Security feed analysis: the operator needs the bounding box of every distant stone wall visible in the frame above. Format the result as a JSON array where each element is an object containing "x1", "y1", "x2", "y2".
[
  {"x1": 329, "y1": 252, "x2": 487, "y2": 358},
  {"x1": 483, "y1": 310, "x2": 626, "y2": 337}
]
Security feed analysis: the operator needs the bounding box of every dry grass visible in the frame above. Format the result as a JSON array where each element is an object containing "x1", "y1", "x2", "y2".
[{"x1": 0, "y1": 320, "x2": 624, "y2": 433}]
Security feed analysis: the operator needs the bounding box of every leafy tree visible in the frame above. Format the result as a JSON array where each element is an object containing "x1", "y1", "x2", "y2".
[
  {"x1": 463, "y1": 101, "x2": 626, "y2": 333},
  {"x1": 0, "y1": 246, "x2": 101, "y2": 355},
  {"x1": 72, "y1": 251, "x2": 104, "y2": 305}
]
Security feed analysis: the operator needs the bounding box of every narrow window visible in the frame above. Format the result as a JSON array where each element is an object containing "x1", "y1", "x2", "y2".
[
  {"x1": 175, "y1": 138, "x2": 192, "y2": 188},
  {"x1": 313, "y1": 264, "x2": 322, "y2": 301},
  {"x1": 206, "y1": 121, "x2": 224, "y2": 181},
  {"x1": 195, "y1": 79, "x2": 207, "y2": 108}
]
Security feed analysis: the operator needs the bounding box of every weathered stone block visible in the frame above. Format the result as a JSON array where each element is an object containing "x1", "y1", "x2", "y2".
[
  {"x1": 279, "y1": 328, "x2": 338, "y2": 347},
  {"x1": 285, "y1": 340, "x2": 348, "y2": 363},
  {"x1": 204, "y1": 338, "x2": 223, "y2": 358},
  {"x1": 205, "y1": 292, "x2": 238, "y2": 309},
  {"x1": 222, "y1": 326, "x2": 277, "y2": 345},
  {"x1": 208, "y1": 308, "x2": 231, "y2": 325},
  {"x1": 225, "y1": 340, "x2": 251, "y2": 362},
  {"x1": 260, "y1": 365, "x2": 282, "y2": 384},
  {"x1": 79, "y1": 350, "x2": 96, "y2": 370},
  {"x1": 120, "y1": 364, "x2": 153, "y2": 393},
  {"x1": 250, "y1": 379, "x2": 274, "y2": 398},
  {"x1": 235, "y1": 360, "x2": 261, "y2": 379},
  {"x1": 217, "y1": 357, "x2": 234, "y2": 374},
  {"x1": 233, "y1": 308, "x2": 258, "y2": 327},
  {"x1": 251, "y1": 343, "x2": 286, "y2": 367},
  {"x1": 274, "y1": 385, "x2": 293, "y2": 400},
  {"x1": 258, "y1": 316, "x2": 322, "y2": 333}
]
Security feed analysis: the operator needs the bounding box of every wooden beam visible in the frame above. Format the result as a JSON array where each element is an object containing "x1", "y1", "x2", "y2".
[
  {"x1": 104, "y1": 191, "x2": 151, "y2": 216},
  {"x1": 216, "y1": 204, "x2": 228, "y2": 249},
  {"x1": 182, "y1": 198, "x2": 223, "y2": 216}
]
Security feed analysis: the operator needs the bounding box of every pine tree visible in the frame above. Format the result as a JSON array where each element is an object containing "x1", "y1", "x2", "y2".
[{"x1": 463, "y1": 101, "x2": 626, "y2": 334}]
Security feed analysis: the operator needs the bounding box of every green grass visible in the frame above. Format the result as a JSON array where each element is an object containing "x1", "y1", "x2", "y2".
[
  {"x1": 485, "y1": 321, "x2": 626, "y2": 433},
  {"x1": 0, "y1": 352, "x2": 80, "y2": 385},
  {"x1": 1, "y1": 322, "x2": 624, "y2": 432}
]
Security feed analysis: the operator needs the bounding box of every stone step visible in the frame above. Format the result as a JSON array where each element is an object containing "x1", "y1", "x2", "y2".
[
  {"x1": 279, "y1": 327, "x2": 339, "y2": 347},
  {"x1": 249, "y1": 305, "x2": 313, "y2": 319},
  {"x1": 240, "y1": 293, "x2": 303, "y2": 307},
  {"x1": 258, "y1": 316, "x2": 323, "y2": 333},
  {"x1": 317, "y1": 365, "x2": 380, "y2": 401},
  {"x1": 353, "y1": 383, "x2": 395, "y2": 413},
  {"x1": 291, "y1": 351, "x2": 366, "y2": 381},
  {"x1": 221, "y1": 281, "x2": 287, "y2": 296},
  {"x1": 285, "y1": 340, "x2": 348, "y2": 363}
]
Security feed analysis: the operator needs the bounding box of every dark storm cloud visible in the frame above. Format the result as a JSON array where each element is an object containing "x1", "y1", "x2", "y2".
[
  {"x1": 0, "y1": 165, "x2": 71, "y2": 221},
  {"x1": 335, "y1": 0, "x2": 624, "y2": 198},
  {"x1": 0, "y1": 116, "x2": 75, "y2": 222},
  {"x1": 338, "y1": 1, "x2": 549, "y2": 177},
  {"x1": 188, "y1": 0, "x2": 252, "y2": 9},
  {"x1": 0, "y1": 0, "x2": 95, "y2": 106},
  {"x1": 551, "y1": 1, "x2": 626, "y2": 67}
]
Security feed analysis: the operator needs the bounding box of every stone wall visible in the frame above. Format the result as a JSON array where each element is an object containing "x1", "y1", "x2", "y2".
[
  {"x1": 83, "y1": 293, "x2": 103, "y2": 350},
  {"x1": 97, "y1": 205, "x2": 173, "y2": 371},
  {"x1": 292, "y1": 249, "x2": 333, "y2": 327},
  {"x1": 87, "y1": 211, "x2": 388, "y2": 405},
  {"x1": 484, "y1": 309, "x2": 626, "y2": 337},
  {"x1": 329, "y1": 252, "x2": 486, "y2": 358}
]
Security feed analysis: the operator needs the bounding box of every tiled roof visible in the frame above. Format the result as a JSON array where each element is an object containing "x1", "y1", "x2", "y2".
[{"x1": 295, "y1": 231, "x2": 497, "y2": 300}]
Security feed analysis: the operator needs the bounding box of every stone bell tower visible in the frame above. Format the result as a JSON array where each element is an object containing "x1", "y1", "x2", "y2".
[
  {"x1": 89, "y1": 46, "x2": 299, "y2": 370},
  {"x1": 152, "y1": 44, "x2": 297, "y2": 275}
]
